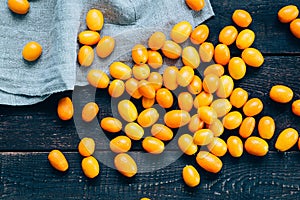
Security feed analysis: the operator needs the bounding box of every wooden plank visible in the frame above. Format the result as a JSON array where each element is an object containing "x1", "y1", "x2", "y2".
[
  {"x1": 208, "y1": 0, "x2": 300, "y2": 54},
  {"x1": 0, "y1": 91, "x2": 79, "y2": 151},
  {"x1": 0, "y1": 1, "x2": 300, "y2": 199},
  {"x1": 1, "y1": 56, "x2": 300, "y2": 151},
  {"x1": 0, "y1": 151, "x2": 300, "y2": 199}
]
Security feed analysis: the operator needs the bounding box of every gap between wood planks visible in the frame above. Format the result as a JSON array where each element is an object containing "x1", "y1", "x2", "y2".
[{"x1": 0, "y1": 150, "x2": 299, "y2": 153}]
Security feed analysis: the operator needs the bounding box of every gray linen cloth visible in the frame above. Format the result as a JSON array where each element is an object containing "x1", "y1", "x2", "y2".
[{"x1": 0, "y1": 0, "x2": 214, "y2": 105}]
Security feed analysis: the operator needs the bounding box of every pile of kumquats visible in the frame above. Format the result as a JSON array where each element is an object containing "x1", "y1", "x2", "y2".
[{"x1": 7, "y1": 0, "x2": 300, "y2": 192}]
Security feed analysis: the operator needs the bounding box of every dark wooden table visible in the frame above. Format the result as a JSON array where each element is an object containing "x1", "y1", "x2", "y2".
[{"x1": 1, "y1": 0, "x2": 300, "y2": 199}]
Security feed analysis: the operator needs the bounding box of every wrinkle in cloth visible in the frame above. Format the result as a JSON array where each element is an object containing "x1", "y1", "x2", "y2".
[{"x1": 0, "y1": 0, "x2": 214, "y2": 105}]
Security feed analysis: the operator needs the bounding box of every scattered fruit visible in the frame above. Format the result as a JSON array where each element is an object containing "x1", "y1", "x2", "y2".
[
  {"x1": 216, "y1": 75, "x2": 234, "y2": 98},
  {"x1": 241, "y1": 47, "x2": 264, "y2": 67},
  {"x1": 227, "y1": 136, "x2": 243, "y2": 158},
  {"x1": 22, "y1": 41, "x2": 42, "y2": 62},
  {"x1": 156, "y1": 88, "x2": 174, "y2": 108},
  {"x1": 207, "y1": 137, "x2": 227, "y2": 157},
  {"x1": 258, "y1": 116, "x2": 275, "y2": 139},
  {"x1": 292, "y1": 100, "x2": 300, "y2": 116},
  {"x1": 178, "y1": 134, "x2": 198, "y2": 155},
  {"x1": 148, "y1": 31, "x2": 166, "y2": 50},
  {"x1": 230, "y1": 88, "x2": 248, "y2": 108},
  {"x1": 210, "y1": 99, "x2": 232, "y2": 118},
  {"x1": 199, "y1": 42, "x2": 214, "y2": 62},
  {"x1": 278, "y1": 5, "x2": 299, "y2": 23},
  {"x1": 193, "y1": 129, "x2": 214, "y2": 146},
  {"x1": 178, "y1": 92, "x2": 194, "y2": 112},
  {"x1": 96, "y1": 36, "x2": 115, "y2": 58},
  {"x1": 78, "y1": 31, "x2": 101, "y2": 46},
  {"x1": 108, "y1": 79, "x2": 125, "y2": 98},
  {"x1": 118, "y1": 100, "x2": 138, "y2": 122},
  {"x1": 190, "y1": 24, "x2": 209, "y2": 44},
  {"x1": 219, "y1": 25, "x2": 238, "y2": 46},
  {"x1": 164, "y1": 110, "x2": 191, "y2": 128},
  {"x1": 228, "y1": 57, "x2": 246, "y2": 80},
  {"x1": 243, "y1": 98, "x2": 263, "y2": 117},
  {"x1": 275, "y1": 128, "x2": 299, "y2": 152},
  {"x1": 232, "y1": 9, "x2": 252, "y2": 28},
  {"x1": 147, "y1": 50, "x2": 163, "y2": 69},
  {"x1": 78, "y1": 45, "x2": 94, "y2": 67},
  {"x1": 81, "y1": 156, "x2": 100, "y2": 178},
  {"x1": 87, "y1": 69, "x2": 110, "y2": 88},
  {"x1": 214, "y1": 44, "x2": 230, "y2": 65},
  {"x1": 132, "y1": 44, "x2": 148, "y2": 65},
  {"x1": 46, "y1": 5, "x2": 300, "y2": 187},
  {"x1": 78, "y1": 137, "x2": 95, "y2": 157},
  {"x1": 137, "y1": 107, "x2": 159, "y2": 128},
  {"x1": 198, "y1": 106, "x2": 217, "y2": 125},
  {"x1": 142, "y1": 136, "x2": 165, "y2": 154},
  {"x1": 109, "y1": 62, "x2": 132, "y2": 80},
  {"x1": 151, "y1": 124, "x2": 174, "y2": 141},
  {"x1": 8, "y1": 0, "x2": 30, "y2": 15},
  {"x1": 182, "y1": 165, "x2": 200, "y2": 187},
  {"x1": 244, "y1": 137, "x2": 269, "y2": 156},
  {"x1": 182, "y1": 46, "x2": 200, "y2": 69},
  {"x1": 239, "y1": 117, "x2": 255, "y2": 138},
  {"x1": 203, "y1": 74, "x2": 220, "y2": 94},
  {"x1": 185, "y1": 0, "x2": 205, "y2": 11},
  {"x1": 290, "y1": 19, "x2": 300, "y2": 38},
  {"x1": 222, "y1": 111, "x2": 243, "y2": 130},
  {"x1": 57, "y1": 97, "x2": 74, "y2": 121},
  {"x1": 114, "y1": 153, "x2": 137, "y2": 177},
  {"x1": 177, "y1": 66, "x2": 195, "y2": 87},
  {"x1": 100, "y1": 117, "x2": 122, "y2": 133},
  {"x1": 110, "y1": 136, "x2": 132, "y2": 153},
  {"x1": 196, "y1": 151, "x2": 223, "y2": 173},
  {"x1": 82, "y1": 102, "x2": 99, "y2": 122},
  {"x1": 236, "y1": 29, "x2": 255, "y2": 50},
  {"x1": 124, "y1": 122, "x2": 144, "y2": 141},
  {"x1": 269, "y1": 85, "x2": 293, "y2": 103},
  {"x1": 161, "y1": 40, "x2": 182, "y2": 59},
  {"x1": 132, "y1": 64, "x2": 151, "y2": 80},
  {"x1": 188, "y1": 114, "x2": 205, "y2": 133},
  {"x1": 203, "y1": 64, "x2": 224, "y2": 77},
  {"x1": 163, "y1": 66, "x2": 179, "y2": 90},
  {"x1": 188, "y1": 75, "x2": 203, "y2": 95},
  {"x1": 86, "y1": 9, "x2": 104, "y2": 31},
  {"x1": 48, "y1": 150, "x2": 69, "y2": 172},
  {"x1": 170, "y1": 21, "x2": 193, "y2": 44}
]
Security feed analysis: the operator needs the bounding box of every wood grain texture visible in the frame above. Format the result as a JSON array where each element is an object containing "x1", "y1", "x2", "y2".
[
  {"x1": 1, "y1": 0, "x2": 300, "y2": 199},
  {"x1": 207, "y1": 0, "x2": 300, "y2": 54},
  {"x1": 0, "y1": 152, "x2": 300, "y2": 200},
  {"x1": 1, "y1": 56, "x2": 300, "y2": 151}
]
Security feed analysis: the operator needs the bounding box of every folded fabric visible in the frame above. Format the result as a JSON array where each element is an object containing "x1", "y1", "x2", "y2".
[{"x1": 0, "y1": 0, "x2": 214, "y2": 105}]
